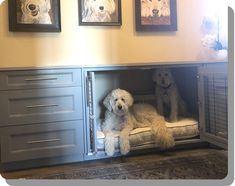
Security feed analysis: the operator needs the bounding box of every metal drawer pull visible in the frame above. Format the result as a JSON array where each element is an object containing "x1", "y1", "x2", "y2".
[
  {"x1": 24, "y1": 77, "x2": 58, "y2": 81},
  {"x1": 26, "y1": 104, "x2": 58, "y2": 108},
  {"x1": 27, "y1": 139, "x2": 61, "y2": 144}
]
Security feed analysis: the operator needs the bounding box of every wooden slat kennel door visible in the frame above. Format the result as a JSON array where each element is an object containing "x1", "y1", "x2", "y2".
[{"x1": 198, "y1": 63, "x2": 228, "y2": 149}]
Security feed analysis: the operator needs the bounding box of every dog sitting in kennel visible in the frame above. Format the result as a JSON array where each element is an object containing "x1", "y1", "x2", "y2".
[{"x1": 152, "y1": 68, "x2": 188, "y2": 122}]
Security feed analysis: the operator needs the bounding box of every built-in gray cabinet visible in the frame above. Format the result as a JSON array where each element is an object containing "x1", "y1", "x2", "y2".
[
  {"x1": 0, "y1": 63, "x2": 228, "y2": 170},
  {"x1": 0, "y1": 68, "x2": 84, "y2": 168}
]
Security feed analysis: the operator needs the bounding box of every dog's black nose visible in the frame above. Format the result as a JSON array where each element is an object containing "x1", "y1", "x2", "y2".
[
  {"x1": 118, "y1": 105, "x2": 122, "y2": 110},
  {"x1": 99, "y1": 6, "x2": 104, "y2": 11},
  {"x1": 28, "y1": 4, "x2": 36, "y2": 10},
  {"x1": 152, "y1": 9, "x2": 159, "y2": 16}
]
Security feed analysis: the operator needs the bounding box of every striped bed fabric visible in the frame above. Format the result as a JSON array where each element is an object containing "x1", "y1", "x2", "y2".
[{"x1": 97, "y1": 118, "x2": 199, "y2": 151}]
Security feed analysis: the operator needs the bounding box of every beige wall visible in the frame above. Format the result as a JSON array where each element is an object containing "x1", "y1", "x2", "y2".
[{"x1": 0, "y1": 0, "x2": 227, "y2": 68}]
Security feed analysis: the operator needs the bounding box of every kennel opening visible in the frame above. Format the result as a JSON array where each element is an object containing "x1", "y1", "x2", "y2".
[{"x1": 84, "y1": 65, "x2": 203, "y2": 157}]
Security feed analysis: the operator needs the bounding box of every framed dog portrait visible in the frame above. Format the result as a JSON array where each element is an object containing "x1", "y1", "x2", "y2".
[
  {"x1": 78, "y1": 0, "x2": 122, "y2": 26},
  {"x1": 135, "y1": 0, "x2": 177, "y2": 32},
  {"x1": 8, "y1": 0, "x2": 61, "y2": 32}
]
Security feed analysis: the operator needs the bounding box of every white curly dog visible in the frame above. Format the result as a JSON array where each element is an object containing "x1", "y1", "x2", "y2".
[
  {"x1": 82, "y1": 0, "x2": 116, "y2": 22},
  {"x1": 102, "y1": 88, "x2": 175, "y2": 157},
  {"x1": 20, "y1": 0, "x2": 52, "y2": 24},
  {"x1": 152, "y1": 68, "x2": 188, "y2": 123},
  {"x1": 141, "y1": 0, "x2": 170, "y2": 17}
]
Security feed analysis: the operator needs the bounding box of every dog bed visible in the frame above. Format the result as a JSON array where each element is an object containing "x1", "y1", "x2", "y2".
[{"x1": 96, "y1": 118, "x2": 199, "y2": 151}]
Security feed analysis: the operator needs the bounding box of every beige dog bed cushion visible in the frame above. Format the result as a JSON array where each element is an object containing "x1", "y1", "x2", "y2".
[{"x1": 96, "y1": 118, "x2": 199, "y2": 151}]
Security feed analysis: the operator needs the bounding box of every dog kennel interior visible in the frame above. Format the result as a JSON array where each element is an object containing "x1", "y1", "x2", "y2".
[{"x1": 83, "y1": 63, "x2": 228, "y2": 159}]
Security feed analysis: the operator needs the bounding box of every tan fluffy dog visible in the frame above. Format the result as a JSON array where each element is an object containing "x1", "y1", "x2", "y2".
[{"x1": 102, "y1": 89, "x2": 175, "y2": 157}]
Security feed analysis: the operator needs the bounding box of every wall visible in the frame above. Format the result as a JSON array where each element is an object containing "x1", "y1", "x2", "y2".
[{"x1": 0, "y1": 0, "x2": 228, "y2": 68}]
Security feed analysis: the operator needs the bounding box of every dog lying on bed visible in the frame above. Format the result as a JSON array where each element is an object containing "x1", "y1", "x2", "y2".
[
  {"x1": 101, "y1": 88, "x2": 175, "y2": 156},
  {"x1": 152, "y1": 68, "x2": 188, "y2": 123},
  {"x1": 20, "y1": 0, "x2": 52, "y2": 24}
]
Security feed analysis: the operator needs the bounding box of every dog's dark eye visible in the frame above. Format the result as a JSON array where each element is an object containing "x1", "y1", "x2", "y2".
[
  {"x1": 114, "y1": 98, "x2": 118, "y2": 102},
  {"x1": 121, "y1": 98, "x2": 125, "y2": 102}
]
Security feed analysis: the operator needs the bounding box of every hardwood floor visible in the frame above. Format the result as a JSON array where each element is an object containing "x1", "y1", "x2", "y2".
[{"x1": 1, "y1": 148, "x2": 227, "y2": 179}]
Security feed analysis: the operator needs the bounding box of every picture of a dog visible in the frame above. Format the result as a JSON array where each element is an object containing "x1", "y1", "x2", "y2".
[
  {"x1": 141, "y1": 0, "x2": 153, "y2": 17},
  {"x1": 141, "y1": 0, "x2": 170, "y2": 17},
  {"x1": 20, "y1": 0, "x2": 52, "y2": 24},
  {"x1": 102, "y1": 88, "x2": 175, "y2": 156},
  {"x1": 152, "y1": 68, "x2": 188, "y2": 122},
  {"x1": 82, "y1": 0, "x2": 116, "y2": 22}
]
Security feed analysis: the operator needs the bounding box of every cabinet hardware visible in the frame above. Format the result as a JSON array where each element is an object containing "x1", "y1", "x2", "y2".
[
  {"x1": 26, "y1": 104, "x2": 58, "y2": 108},
  {"x1": 24, "y1": 77, "x2": 58, "y2": 81},
  {"x1": 27, "y1": 138, "x2": 61, "y2": 144}
]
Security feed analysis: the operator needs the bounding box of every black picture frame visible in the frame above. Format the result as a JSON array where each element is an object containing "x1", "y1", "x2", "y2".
[
  {"x1": 135, "y1": 0, "x2": 177, "y2": 32},
  {"x1": 8, "y1": 0, "x2": 61, "y2": 32},
  {"x1": 78, "y1": 0, "x2": 122, "y2": 26}
]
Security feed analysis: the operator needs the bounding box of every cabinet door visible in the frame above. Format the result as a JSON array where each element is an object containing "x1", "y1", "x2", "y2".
[
  {"x1": 1, "y1": 120, "x2": 84, "y2": 163},
  {"x1": 0, "y1": 68, "x2": 82, "y2": 90},
  {"x1": 0, "y1": 87, "x2": 83, "y2": 126},
  {"x1": 84, "y1": 71, "x2": 98, "y2": 155},
  {"x1": 198, "y1": 63, "x2": 228, "y2": 148}
]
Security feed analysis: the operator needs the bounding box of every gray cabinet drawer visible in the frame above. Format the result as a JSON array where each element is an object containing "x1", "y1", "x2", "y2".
[
  {"x1": 0, "y1": 120, "x2": 84, "y2": 163},
  {"x1": 0, "y1": 68, "x2": 81, "y2": 90},
  {"x1": 0, "y1": 87, "x2": 83, "y2": 126}
]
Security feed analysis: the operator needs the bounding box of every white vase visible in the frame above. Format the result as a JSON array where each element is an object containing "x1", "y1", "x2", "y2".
[
  {"x1": 215, "y1": 49, "x2": 228, "y2": 61},
  {"x1": 200, "y1": 48, "x2": 227, "y2": 61}
]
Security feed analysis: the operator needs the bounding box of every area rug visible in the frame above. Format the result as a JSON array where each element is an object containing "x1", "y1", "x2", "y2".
[{"x1": 26, "y1": 149, "x2": 227, "y2": 179}]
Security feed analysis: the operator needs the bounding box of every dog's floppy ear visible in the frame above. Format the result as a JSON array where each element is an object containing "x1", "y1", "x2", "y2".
[
  {"x1": 103, "y1": 92, "x2": 113, "y2": 112},
  {"x1": 107, "y1": 0, "x2": 116, "y2": 14},
  {"x1": 124, "y1": 90, "x2": 134, "y2": 107},
  {"x1": 45, "y1": 0, "x2": 51, "y2": 10},
  {"x1": 82, "y1": 0, "x2": 93, "y2": 18}
]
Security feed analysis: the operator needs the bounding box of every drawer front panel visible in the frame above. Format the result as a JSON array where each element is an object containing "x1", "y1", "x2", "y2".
[
  {"x1": 0, "y1": 87, "x2": 83, "y2": 125},
  {"x1": 0, "y1": 69, "x2": 81, "y2": 90},
  {"x1": 1, "y1": 120, "x2": 84, "y2": 162}
]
